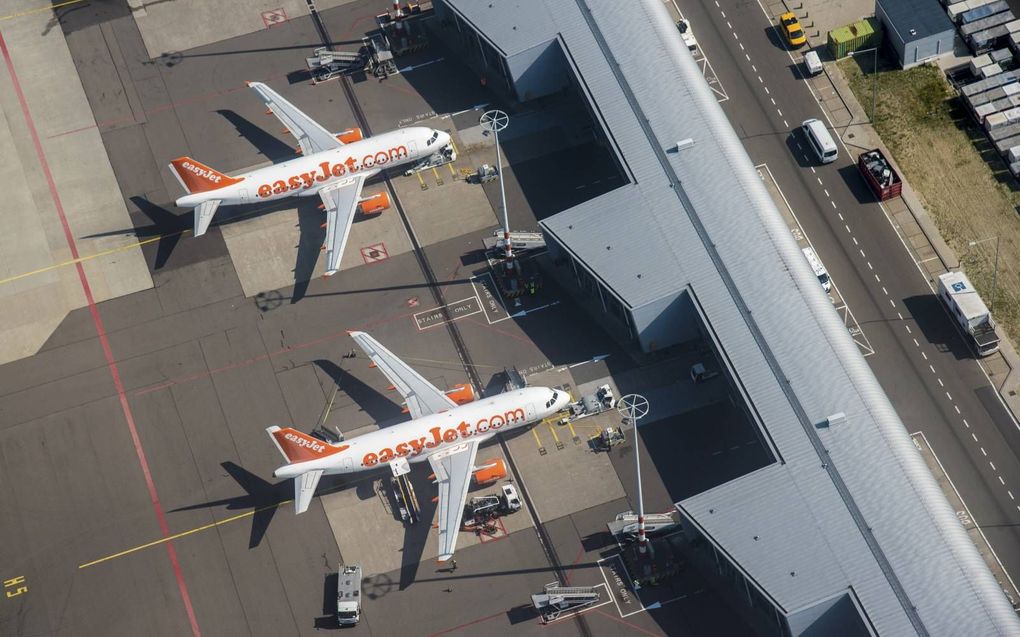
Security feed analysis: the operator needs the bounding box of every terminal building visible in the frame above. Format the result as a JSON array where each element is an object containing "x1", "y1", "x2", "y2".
[{"x1": 434, "y1": 0, "x2": 1020, "y2": 635}]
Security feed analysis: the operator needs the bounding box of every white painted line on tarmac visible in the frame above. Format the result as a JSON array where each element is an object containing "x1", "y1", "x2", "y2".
[
  {"x1": 946, "y1": 392, "x2": 953, "y2": 401},
  {"x1": 823, "y1": 189, "x2": 829, "y2": 197},
  {"x1": 913, "y1": 430, "x2": 1020, "y2": 599},
  {"x1": 990, "y1": 461, "x2": 997, "y2": 471},
  {"x1": 1000, "y1": 476, "x2": 1006, "y2": 485}
]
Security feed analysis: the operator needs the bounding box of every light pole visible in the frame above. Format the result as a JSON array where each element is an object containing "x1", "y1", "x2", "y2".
[
  {"x1": 479, "y1": 110, "x2": 511, "y2": 266},
  {"x1": 618, "y1": 394, "x2": 650, "y2": 555},
  {"x1": 969, "y1": 236, "x2": 1000, "y2": 312},
  {"x1": 849, "y1": 47, "x2": 879, "y2": 123}
]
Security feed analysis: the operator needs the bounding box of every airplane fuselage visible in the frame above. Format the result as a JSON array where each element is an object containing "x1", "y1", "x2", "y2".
[
  {"x1": 274, "y1": 387, "x2": 568, "y2": 479},
  {"x1": 175, "y1": 126, "x2": 445, "y2": 208}
]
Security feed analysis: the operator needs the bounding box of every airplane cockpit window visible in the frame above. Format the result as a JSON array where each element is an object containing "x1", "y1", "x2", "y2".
[
  {"x1": 545, "y1": 391, "x2": 559, "y2": 408},
  {"x1": 426, "y1": 131, "x2": 439, "y2": 146}
]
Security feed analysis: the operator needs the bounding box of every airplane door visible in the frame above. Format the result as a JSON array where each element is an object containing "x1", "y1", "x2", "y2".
[
  {"x1": 238, "y1": 188, "x2": 249, "y2": 203},
  {"x1": 407, "y1": 140, "x2": 418, "y2": 158},
  {"x1": 343, "y1": 457, "x2": 353, "y2": 473},
  {"x1": 526, "y1": 404, "x2": 536, "y2": 422}
]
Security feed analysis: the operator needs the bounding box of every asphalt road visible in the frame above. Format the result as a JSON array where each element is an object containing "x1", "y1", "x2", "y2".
[{"x1": 676, "y1": 0, "x2": 1020, "y2": 584}]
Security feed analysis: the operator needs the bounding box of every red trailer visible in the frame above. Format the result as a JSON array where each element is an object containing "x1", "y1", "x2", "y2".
[{"x1": 858, "y1": 149, "x2": 902, "y2": 201}]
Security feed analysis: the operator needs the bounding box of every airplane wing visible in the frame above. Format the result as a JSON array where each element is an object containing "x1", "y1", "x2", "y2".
[
  {"x1": 295, "y1": 469, "x2": 324, "y2": 514},
  {"x1": 247, "y1": 81, "x2": 344, "y2": 156},
  {"x1": 318, "y1": 175, "x2": 366, "y2": 276},
  {"x1": 349, "y1": 331, "x2": 458, "y2": 419},
  {"x1": 427, "y1": 441, "x2": 480, "y2": 562}
]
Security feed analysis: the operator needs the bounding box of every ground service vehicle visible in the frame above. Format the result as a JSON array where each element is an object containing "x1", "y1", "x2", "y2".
[
  {"x1": 937, "y1": 271, "x2": 1000, "y2": 356},
  {"x1": 462, "y1": 484, "x2": 522, "y2": 529},
  {"x1": 336, "y1": 565, "x2": 362, "y2": 626},
  {"x1": 780, "y1": 12, "x2": 807, "y2": 48},
  {"x1": 608, "y1": 511, "x2": 680, "y2": 541},
  {"x1": 858, "y1": 149, "x2": 902, "y2": 201}
]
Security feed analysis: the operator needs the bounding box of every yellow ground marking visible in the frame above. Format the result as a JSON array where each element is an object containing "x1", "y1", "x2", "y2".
[
  {"x1": 416, "y1": 170, "x2": 427, "y2": 188},
  {"x1": 566, "y1": 419, "x2": 578, "y2": 440},
  {"x1": 0, "y1": 0, "x2": 85, "y2": 21},
  {"x1": 545, "y1": 421, "x2": 561, "y2": 446},
  {"x1": 0, "y1": 233, "x2": 177, "y2": 287},
  {"x1": 78, "y1": 500, "x2": 290, "y2": 569},
  {"x1": 530, "y1": 426, "x2": 544, "y2": 449},
  {"x1": 431, "y1": 166, "x2": 442, "y2": 183},
  {"x1": 448, "y1": 141, "x2": 460, "y2": 176}
]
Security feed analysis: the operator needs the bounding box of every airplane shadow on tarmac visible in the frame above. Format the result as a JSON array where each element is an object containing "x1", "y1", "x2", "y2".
[
  {"x1": 171, "y1": 461, "x2": 291, "y2": 549},
  {"x1": 313, "y1": 359, "x2": 408, "y2": 424}
]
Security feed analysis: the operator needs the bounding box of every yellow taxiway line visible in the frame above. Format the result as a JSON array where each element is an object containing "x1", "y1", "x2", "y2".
[
  {"x1": 0, "y1": 233, "x2": 178, "y2": 287},
  {"x1": 0, "y1": 0, "x2": 85, "y2": 21},
  {"x1": 78, "y1": 500, "x2": 290, "y2": 569}
]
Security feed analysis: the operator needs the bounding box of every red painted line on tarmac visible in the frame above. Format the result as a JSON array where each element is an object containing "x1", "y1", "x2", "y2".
[
  {"x1": 561, "y1": 547, "x2": 587, "y2": 585},
  {"x1": 428, "y1": 610, "x2": 505, "y2": 637},
  {"x1": 592, "y1": 608, "x2": 662, "y2": 636},
  {"x1": 0, "y1": 31, "x2": 201, "y2": 637}
]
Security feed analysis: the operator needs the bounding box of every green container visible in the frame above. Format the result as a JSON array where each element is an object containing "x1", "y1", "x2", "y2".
[{"x1": 828, "y1": 17, "x2": 882, "y2": 59}]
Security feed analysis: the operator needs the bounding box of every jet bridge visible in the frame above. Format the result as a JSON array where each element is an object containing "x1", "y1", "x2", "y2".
[{"x1": 531, "y1": 582, "x2": 601, "y2": 621}]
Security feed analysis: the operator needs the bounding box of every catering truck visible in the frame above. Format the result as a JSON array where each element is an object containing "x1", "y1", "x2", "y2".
[
  {"x1": 937, "y1": 271, "x2": 1000, "y2": 356},
  {"x1": 336, "y1": 565, "x2": 363, "y2": 626}
]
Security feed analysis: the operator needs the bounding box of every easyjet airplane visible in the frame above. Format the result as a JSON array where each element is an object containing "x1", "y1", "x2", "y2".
[
  {"x1": 267, "y1": 331, "x2": 571, "y2": 562},
  {"x1": 167, "y1": 82, "x2": 455, "y2": 275}
]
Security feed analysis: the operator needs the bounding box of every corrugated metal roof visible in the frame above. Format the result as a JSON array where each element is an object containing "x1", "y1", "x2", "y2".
[
  {"x1": 445, "y1": 0, "x2": 1020, "y2": 634},
  {"x1": 877, "y1": 0, "x2": 955, "y2": 44}
]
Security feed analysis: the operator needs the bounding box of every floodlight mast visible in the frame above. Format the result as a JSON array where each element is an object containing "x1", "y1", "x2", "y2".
[
  {"x1": 480, "y1": 110, "x2": 512, "y2": 267},
  {"x1": 618, "y1": 394, "x2": 650, "y2": 554}
]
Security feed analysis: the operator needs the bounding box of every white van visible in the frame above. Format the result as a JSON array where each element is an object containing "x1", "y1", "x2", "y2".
[
  {"x1": 803, "y1": 50, "x2": 822, "y2": 75},
  {"x1": 801, "y1": 118, "x2": 838, "y2": 164},
  {"x1": 802, "y1": 247, "x2": 831, "y2": 292}
]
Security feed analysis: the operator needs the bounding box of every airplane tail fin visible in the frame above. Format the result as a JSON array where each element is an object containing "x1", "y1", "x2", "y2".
[
  {"x1": 168, "y1": 157, "x2": 242, "y2": 194},
  {"x1": 266, "y1": 426, "x2": 348, "y2": 464}
]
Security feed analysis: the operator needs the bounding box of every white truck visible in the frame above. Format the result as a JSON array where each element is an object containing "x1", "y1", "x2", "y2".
[
  {"x1": 937, "y1": 271, "x2": 1000, "y2": 356},
  {"x1": 336, "y1": 565, "x2": 363, "y2": 626}
]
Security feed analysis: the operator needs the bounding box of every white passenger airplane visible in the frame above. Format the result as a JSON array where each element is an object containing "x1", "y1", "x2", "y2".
[
  {"x1": 167, "y1": 81, "x2": 455, "y2": 275},
  {"x1": 267, "y1": 331, "x2": 570, "y2": 562}
]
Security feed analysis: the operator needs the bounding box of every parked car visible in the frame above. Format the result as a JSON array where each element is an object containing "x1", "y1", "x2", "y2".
[
  {"x1": 677, "y1": 18, "x2": 698, "y2": 52},
  {"x1": 780, "y1": 12, "x2": 807, "y2": 48}
]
